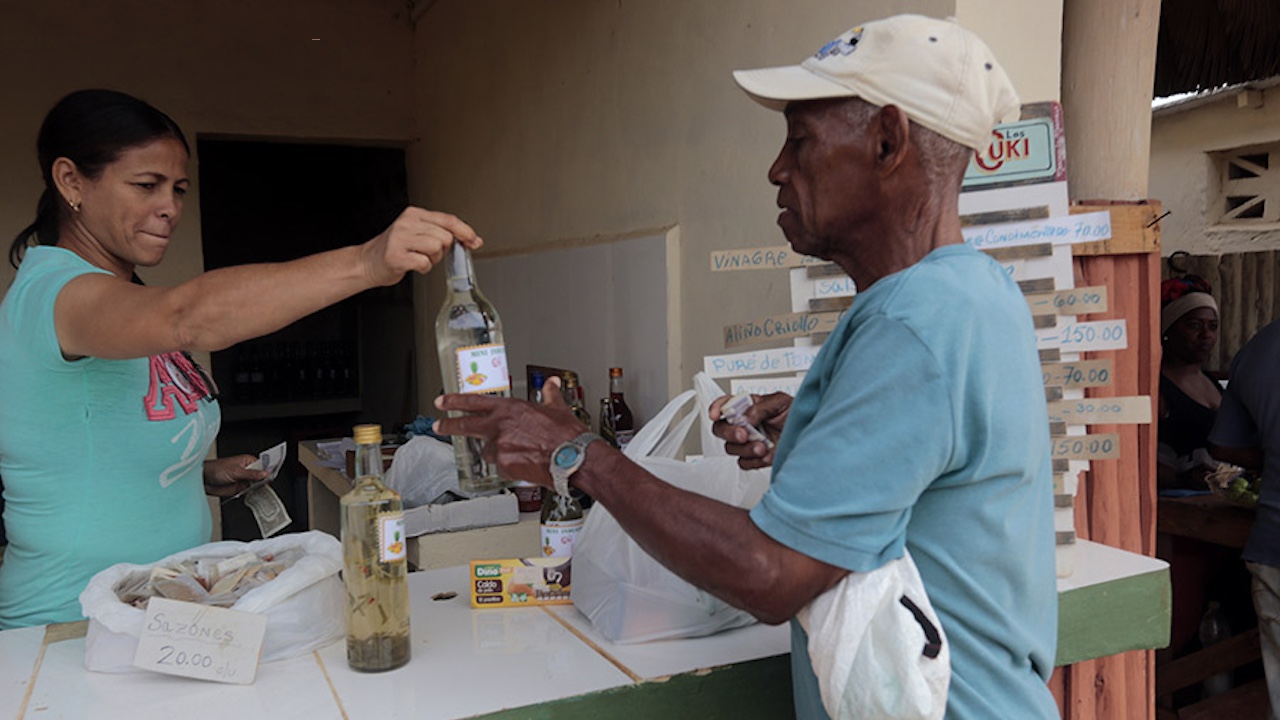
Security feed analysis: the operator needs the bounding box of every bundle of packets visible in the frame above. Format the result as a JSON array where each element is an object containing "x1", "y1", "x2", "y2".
[
  {"x1": 114, "y1": 547, "x2": 304, "y2": 609},
  {"x1": 469, "y1": 558, "x2": 572, "y2": 608},
  {"x1": 223, "y1": 441, "x2": 291, "y2": 538}
]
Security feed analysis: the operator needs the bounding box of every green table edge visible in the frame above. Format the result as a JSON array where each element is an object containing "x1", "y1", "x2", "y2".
[
  {"x1": 471, "y1": 654, "x2": 796, "y2": 720},
  {"x1": 1055, "y1": 566, "x2": 1171, "y2": 666},
  {"x1": 472, "y1": 567, "x2": 1170, "y2": 719}
]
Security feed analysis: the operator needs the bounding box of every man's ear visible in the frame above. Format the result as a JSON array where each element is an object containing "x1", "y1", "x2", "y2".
[
  {"x1": 51, "y1": 157, "x2": 83, "y2": 207},
  {"x1": 873, "y1": 105, "x2": 911, "y2": 176}
]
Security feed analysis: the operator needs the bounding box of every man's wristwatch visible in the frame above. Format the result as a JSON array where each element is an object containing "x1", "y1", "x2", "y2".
[{"x1": 550, "y1": 432, "x2": 605, "y2": 496}]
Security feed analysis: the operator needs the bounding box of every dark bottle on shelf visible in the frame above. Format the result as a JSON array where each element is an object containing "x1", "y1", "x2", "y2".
[
  {"x1": 247, "y1": 344, "x2": 266, "y2": 403},
  {"x1": 281, "y1": 342, "x2": 299, "y2": 401},
  {"x1": 233, "y1": 346, "x2": 251, "y2": 402},
  {"x1": 604, "y1": 367, "x2": 635, "y2": 450},
  {"x1": 338, "y1": 342, "x2": 355, "y2": 397},
  {"x1": 265, "y1": 343, "x2": 284, "y2": 401}
]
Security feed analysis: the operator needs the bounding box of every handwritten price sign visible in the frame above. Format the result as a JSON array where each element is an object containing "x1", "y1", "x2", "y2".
[
  {"x1": 132, "y1": 598, "x2": 268, "y2": 684},
  {"x1": 704, "y1": 346, "x2": 820, "y2": 379},
  {"x1": 1038, "y1": 319, "x2": 1128, "y2": 352},
  {"x1": 1051, "y1": 433, "x2": 1121, "y2": 460},
  {"x1": 1041, "y1": 360, "x2": 1113, "y2": 390},
  {"x1": 1047, "y1": 396, "x2": 1152, "y2": 425},
  {"x1": 1026, "y1": 286, "x2": 1109, "y2": 316}
]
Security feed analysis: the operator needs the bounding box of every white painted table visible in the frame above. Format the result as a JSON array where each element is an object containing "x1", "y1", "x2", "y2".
[
  {"x1": 1, "y1": 542, "x2": 1169, "y2": 719},
  {"x1": 3, "y1": 565, "x2": 790, "y2": 720}
]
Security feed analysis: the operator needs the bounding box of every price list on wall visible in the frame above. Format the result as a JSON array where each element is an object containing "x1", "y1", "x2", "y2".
[{"x1": 703, "y1": 103, "x2": 1152, "y2": 578}]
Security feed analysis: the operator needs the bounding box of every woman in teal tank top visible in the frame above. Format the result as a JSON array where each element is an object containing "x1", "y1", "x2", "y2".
[{"x1": 0, "y1": 89, "x2": 483, "y2": 628}]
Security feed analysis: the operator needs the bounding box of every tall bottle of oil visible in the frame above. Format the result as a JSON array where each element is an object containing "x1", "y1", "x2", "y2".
[
  {"x1": 341, "y1": 424, "x2": 411, "y2": 672},
  {"x1": 435, "y1": 242, "x2": 510, "y2": 493}
]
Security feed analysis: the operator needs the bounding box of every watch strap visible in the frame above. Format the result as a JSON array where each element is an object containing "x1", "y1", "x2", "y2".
[{"x1": 551, "y1": 432, "x2": 604, "y2": 497}]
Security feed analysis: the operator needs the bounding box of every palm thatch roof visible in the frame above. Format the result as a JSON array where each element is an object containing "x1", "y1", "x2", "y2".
[{"x1": 1156, "y1": 0, "x2": 1280, "y2": 96}]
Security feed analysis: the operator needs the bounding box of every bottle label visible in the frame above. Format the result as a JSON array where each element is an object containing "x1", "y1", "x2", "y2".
[
  {"x1": 541, "y1": 518, "x2": 584, "y2": 558},
  {"x1": 378, "y1": 512, "x2": 407, "y2": 563},
  {"x1": 454, "y1": 344, "x2": 510, "y2": 394},
  {"x1": 615, "y1": 429, "x2": 636, "y2": 451}
]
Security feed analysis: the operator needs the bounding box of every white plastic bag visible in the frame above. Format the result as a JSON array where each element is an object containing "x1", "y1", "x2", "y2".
[
  {"x1": 797, "y1": 549, "x2": 950, "y2": 720},
  {"x1": 572, "y1": 373, "x2": 770, "y2": 643},
  {"x1": 384, "y1": 434, "x2": 462, "y2": 507},
  {"x1": 79, "y1": 530, "x2": 345, "y2": 673}
]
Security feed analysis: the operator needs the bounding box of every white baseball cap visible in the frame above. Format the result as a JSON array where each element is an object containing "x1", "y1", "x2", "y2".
[{"x1": 732, "y1": 14, "x2": 1021, "y2": 151}]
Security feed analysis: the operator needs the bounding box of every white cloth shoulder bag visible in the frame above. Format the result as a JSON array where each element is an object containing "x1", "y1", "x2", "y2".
[{"x1": 797, "y1": 549, "x2": 950, "y2": 720}]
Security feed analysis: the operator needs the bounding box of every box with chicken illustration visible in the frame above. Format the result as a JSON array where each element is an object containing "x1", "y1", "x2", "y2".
[{"x1": 469, "y1": 558, "x2": 571, "y2": 607}]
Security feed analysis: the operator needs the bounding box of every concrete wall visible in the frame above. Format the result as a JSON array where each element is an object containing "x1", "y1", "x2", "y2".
[
  {"x1": 1150, "y1": 83, "x2": 1280, "y2": 255},
  {"x1": 0, "y1": 0, "x2": 1067, "y2": 421},
  {"x1": 409, "y1": 0, "x2": 1066, "y2": 412},
  {"x1": 0, "y1": 0, "x2": 415, "y2": 292}
]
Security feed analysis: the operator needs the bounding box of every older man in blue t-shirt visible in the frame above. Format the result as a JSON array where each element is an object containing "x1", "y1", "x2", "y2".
[{"x1": 437, "y1": 14, "x2": 1058, "y2": 719}]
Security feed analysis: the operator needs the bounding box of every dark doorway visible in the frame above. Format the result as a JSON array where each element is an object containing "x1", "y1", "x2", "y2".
[{"x1": 197, "y1": 139, "x2": 418, "y2": 541}]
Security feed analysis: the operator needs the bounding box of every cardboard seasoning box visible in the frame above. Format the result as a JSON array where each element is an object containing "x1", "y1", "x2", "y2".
[{"x1": 469, "y1": 557, "x2": 572, "y2": 608}]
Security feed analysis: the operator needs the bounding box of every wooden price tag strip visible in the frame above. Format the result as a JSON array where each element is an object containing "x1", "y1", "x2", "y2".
[
  {"x1": 1018, "y1": 277, "x2": 1056, "y2": 295},
  {"x1": 1051, "y1": 433, "x2": 1121, "y2": 460},
  {"x1": 808, "y1": 296, "x2": 855, "y2": 313},
  {"x1": 1047, "y1": 396, "x2": 1152, "y2": 425},
  {"x1": 710, "y1": 246, "x2": 824, "y2": 272},
  {"x1": 1025, "y1": 286, "x2": 1109, "y2": 316},
  {"x1": 982, "y1": 242, "x2": 1053, "y2": 263},
  {"x1": 960, "y1": 206, "x2": 1052, "y2": 227},
  {"x1": 723, "y1": 311, "x2": 842, "y2": 349},
  {"x1": 805, "y1": 263, "x2": 846, "y2": 279},
  {"x1": 1041, "y1": 359, "x2": 1114, "y2": 389},
  {"x1": 1040, "y1": 318, "x2": 1128, "y2": 353}
]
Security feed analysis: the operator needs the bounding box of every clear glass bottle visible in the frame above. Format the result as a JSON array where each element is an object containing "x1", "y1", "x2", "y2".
[
  {"x1": 435, "y1": 242, "x2": 510, "y2": 493},
  {"x1": 1199, "y1": 601, "x2": 1232, "y2": 697},
  {"x1": 540, "y1": 486, "x2": 584, "y2": 558},
  {"x1": 606, "y1": 367, "x2": 636, "y2": 450},
  {"x1": 341, "y1": 424, "x2": 411, "y2": 672},
  {"x1": 561, "y1": 371, "x2": 592, "y2": 429},
  {"x1": 510, "y1": 373, "x2": 548, "y2": 513}
]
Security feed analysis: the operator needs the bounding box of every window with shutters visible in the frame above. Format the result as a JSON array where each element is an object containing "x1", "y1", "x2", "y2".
[{"x1": 1213, "y1": 143, "x2": 1280, "y2": 226}]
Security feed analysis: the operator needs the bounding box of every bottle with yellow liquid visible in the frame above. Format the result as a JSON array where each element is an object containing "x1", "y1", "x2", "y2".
[{"x1": 341, "y1": 424, "x2": 411, "y2": 671}]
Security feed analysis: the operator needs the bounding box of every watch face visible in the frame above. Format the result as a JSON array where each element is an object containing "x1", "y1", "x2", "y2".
[{"x1": 553, "y1": 444, "x2": 581, "y2": 470}]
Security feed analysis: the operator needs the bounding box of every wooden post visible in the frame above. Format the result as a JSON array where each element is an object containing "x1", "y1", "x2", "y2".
[
  {"x1": 1051, "y1": 202, "x2": 1163, "y2": 719},
  {"x1": 1061, "y1": 0, "x2": 1162, "y2": 201}
]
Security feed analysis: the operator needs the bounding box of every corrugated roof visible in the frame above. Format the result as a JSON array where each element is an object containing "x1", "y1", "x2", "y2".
[{"x1": 1155, "y1": 0, "x2": 1280, "y2": 97}]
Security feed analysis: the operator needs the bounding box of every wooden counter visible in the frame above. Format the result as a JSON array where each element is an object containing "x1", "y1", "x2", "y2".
[
  {"x1": 1157, "y1": 493, "x2": 1255, "y2": 549},
  {"x1": 1154, "y1": 493, "x2": 1263, "y2": 718},
  {"x1": 298, "y1": 440, "x2": 541, "y2": 570}
]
